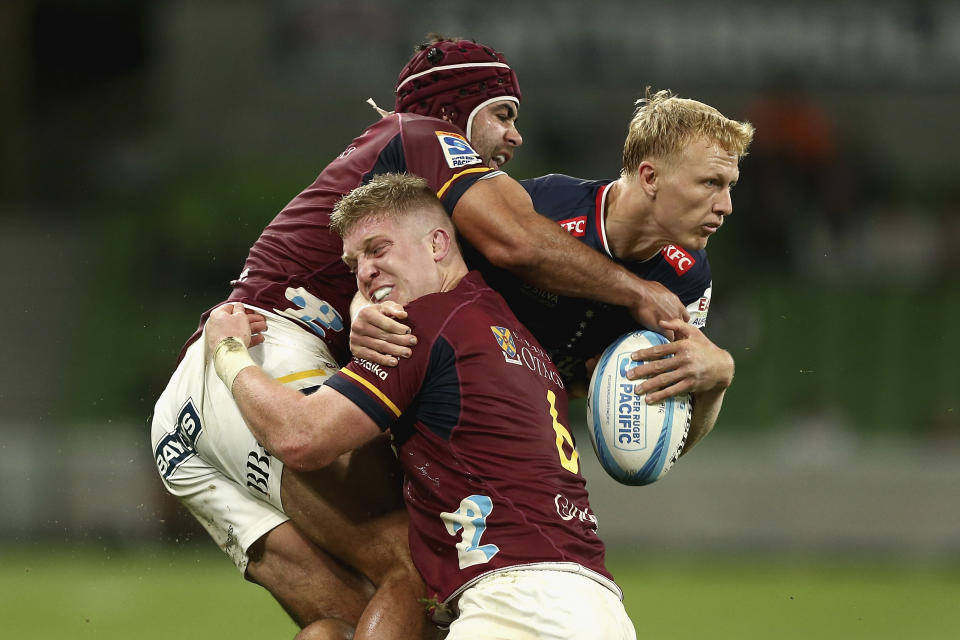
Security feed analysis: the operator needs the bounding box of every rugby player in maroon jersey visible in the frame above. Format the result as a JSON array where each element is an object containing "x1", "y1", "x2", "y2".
[
  {"x1": 152, "y1": 35, "x2": 686, "y2": 639},
  {"x1": 205, "y1": 173, "x2": 637, "y2": 639}
]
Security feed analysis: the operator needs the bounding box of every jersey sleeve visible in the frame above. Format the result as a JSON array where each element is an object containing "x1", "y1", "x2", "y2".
[
  {"x1": 325, "y1": 350, "x2": 429, "y2": 432},
  {"x1": 398, "y1": 115, "x2": 499, "y2": 213}
]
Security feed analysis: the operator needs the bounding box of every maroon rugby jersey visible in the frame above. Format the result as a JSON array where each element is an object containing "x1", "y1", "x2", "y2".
[
  {"x1": 325, "y1": 271, "x2": 613, "y2": 605},
  {"x1": 179, "y1": 114, "x2": 495, "y2": 364}
]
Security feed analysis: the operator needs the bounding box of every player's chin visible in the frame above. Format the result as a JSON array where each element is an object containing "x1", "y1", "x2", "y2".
[{"x1": 486, "y1": 151, "x2": 510, "y2": 169}]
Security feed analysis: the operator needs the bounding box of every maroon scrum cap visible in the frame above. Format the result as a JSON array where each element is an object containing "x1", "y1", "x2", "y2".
[{"x1": 395, "y1": 38, "x2": 521, "y2": 141}]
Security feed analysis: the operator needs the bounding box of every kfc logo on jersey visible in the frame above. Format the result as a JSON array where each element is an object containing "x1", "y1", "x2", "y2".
[
  {"x1": 558, "y1": 216, "x2": 587, "y2": 237},
  {"x1": 661, "y1": 244, "x2": 696, "y2": 275},
  {"x1": 490, "y1": 326, "x2": 522, "y2": 365},
  {"x1": 435, "y1": 131, "x2": 482, "y2": 168}
]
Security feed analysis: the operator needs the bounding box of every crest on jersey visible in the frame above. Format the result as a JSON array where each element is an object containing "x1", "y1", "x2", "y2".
[
  {"x1": 490, "y1": 326, "x2": 522, "y2": 365},
  {"x1": 435, "y1": 131, "x2": 482, "y2": 168}
]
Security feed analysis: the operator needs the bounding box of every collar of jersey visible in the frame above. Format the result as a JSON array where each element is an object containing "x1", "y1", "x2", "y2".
[{"x1": 594, "y1": 182, "x2": 615, "y2": 258}]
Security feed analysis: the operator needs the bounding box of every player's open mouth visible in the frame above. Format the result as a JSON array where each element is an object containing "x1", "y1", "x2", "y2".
[
  {"x1": 491, "y1": 153, "x2": 508, "y2": 169},
  {"x1": 371, "y1": 286, "x2": 393, "y2": 302}
]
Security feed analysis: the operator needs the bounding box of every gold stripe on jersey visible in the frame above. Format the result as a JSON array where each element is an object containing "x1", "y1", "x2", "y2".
[
  {"x1": 340, "y1": 368, "x2": 402, "y2": 417},
  {"x1": 275, "y1": 368, "x2": 330, "y2": 384},
  {"x1": 436, "y1": 166, "x2": 493, "y2": 199}
]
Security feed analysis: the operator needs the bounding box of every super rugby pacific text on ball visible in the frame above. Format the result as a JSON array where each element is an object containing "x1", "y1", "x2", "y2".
[{"x1": 586, "y1": 330, "x2": 692, "y2": 486}]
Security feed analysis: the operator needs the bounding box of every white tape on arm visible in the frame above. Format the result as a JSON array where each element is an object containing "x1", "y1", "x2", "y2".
[{"x1": 213, "y1": 337, "x2": 257, "y2": 392}]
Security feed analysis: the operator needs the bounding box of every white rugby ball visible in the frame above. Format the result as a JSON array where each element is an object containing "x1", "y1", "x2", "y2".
[{"x1": 586, "y1": 330, "x2": 692, "y2": 486}]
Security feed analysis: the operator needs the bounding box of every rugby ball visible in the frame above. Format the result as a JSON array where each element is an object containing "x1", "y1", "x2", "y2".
[{"x1": 586, "y1": 330, "x2": 692, "y2": 486}]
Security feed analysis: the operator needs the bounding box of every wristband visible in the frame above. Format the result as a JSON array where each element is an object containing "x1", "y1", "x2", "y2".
[{"x1": 213, "y1": 337, "x2": 256, "y2": 392}]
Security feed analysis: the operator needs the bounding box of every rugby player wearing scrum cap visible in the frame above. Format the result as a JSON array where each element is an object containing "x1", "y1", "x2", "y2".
[
  {"x1": 394, "y1": 35, "x2": 522, "y2": 169},
  {"x1": 151, "y1": 34, "x2": 684, "y2": 639}
]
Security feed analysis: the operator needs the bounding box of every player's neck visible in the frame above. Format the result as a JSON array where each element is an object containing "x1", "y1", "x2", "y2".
[
  {"x1": 604, "y1": 178, "x2": 666, "y2": 262},
  {"x1": 439, "y1": 261, "x2": 469, "y2": 293}
]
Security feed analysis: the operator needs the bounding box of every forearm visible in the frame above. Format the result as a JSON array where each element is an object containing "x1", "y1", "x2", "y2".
[
  {"x1": 455, "y1": 176, "x2": 643, "y2": 305},
  {"x1": 230, "y1": 367, "x2": 323, "y2": 466},
  {"x1": 494, "y1": 213, "x2": 645, "y2": 304},
  {"x1": 211, "y1": 338, "x2": 342, "y2": 470},
  {"x1": 682, "y1": 387, "x2": 726, "y2": 456}
]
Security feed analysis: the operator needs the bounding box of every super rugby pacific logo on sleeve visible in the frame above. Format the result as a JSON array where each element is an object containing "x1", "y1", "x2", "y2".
[{"x1": 435, "y1": 131, "x2": 482, "y2": 168}]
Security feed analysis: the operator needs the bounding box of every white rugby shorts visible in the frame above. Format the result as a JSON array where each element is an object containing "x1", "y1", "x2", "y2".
[
  {"x1": 446, "y1": 568, "x2": 636, "y2": 640},
  {"x1": 150, "y1": 306, "x2": 340, "y2": 572}
]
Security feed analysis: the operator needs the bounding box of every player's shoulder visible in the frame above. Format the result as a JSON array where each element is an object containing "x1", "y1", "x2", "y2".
[
  {"x1": 520, "y1": 173, "x2": 608, "y2": 196},
  {"x1": 519, "y1": 174, "x2": 611, "y2": 219},
  {"x1": 393, "y1": 112, "x2": 466, "y2": 137},
  {"x1": 403, "y1": 273, "x2": 502, "y2": 337},
  {"x1": 360, "y1": 112, "x2": 466, "y2": 141}
]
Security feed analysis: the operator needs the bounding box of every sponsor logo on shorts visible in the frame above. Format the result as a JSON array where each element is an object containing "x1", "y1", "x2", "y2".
[
  {"x1": 661, "y1": 244, "x2": 696, "y2": 275},
  {"x1": 246, "y1": 445, "x2": 273, "y2": 497},
  {"x1": 435, "y1": 131, "x2": 482, "y2": 168},
  {"x1": 558, "y1": 216, "x2": 587, "y2": 237},
  {"x1": 154, "y1": 398, "x2": 202, "y2": 479}
]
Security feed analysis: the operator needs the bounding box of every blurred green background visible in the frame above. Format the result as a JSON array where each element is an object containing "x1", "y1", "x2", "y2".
[
  {"x1": 1, "y1": 0, "x2": 958, "y2": 637},
  {"x1": 4, "y1": 546, "x2": 959, "y2": 639}
]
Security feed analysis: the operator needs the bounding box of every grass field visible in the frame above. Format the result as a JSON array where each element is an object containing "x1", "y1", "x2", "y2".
[{"x1": 3, "y1": 544, "x2": 959, "y2": 639}]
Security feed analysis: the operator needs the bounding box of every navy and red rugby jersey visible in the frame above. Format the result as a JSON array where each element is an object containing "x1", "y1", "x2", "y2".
[
  {"x1": 179, "y1": 114, "x2": 496, "y2": 364},
  {"x1": 326, "y1": 271, "x2": 615, "y2": 606},
  {"x1": 469, "y1": 174, "x2": 714, "y2": 388}
]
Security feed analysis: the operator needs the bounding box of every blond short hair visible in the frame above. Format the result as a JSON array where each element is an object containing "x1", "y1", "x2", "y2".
[
  {"x1": 331, "y1": 173, "x2": 450, "y2": 238},
  {"x1": 622, "y1": 88, "x2": 755, "y2": 177}
]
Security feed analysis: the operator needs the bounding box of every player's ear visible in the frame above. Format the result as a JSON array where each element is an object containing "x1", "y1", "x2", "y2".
[
  {"x1": 430, "y1": 228, "x2": 452, "y2": 262},
  {"x1": 637, "y1": 160, "x2": 658, "y2": 198}
]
